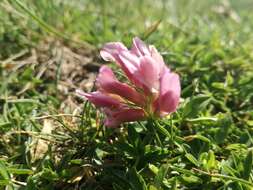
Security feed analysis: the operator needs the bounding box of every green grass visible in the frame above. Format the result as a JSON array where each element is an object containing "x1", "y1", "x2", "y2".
[{"x1": 0, "y1": 0, "x2": 253, "y2": 189}]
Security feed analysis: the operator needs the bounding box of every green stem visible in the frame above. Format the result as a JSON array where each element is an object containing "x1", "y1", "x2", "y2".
[
  {"x1": 192, "y1": 168, "x2": 253, "y2": 187},
  {"x1": 144, "y1": 119, "x2": 166, "y2": 147},
  {"x1": 153, "y1": 120, "x2": 171, "y2": 140},
  {"x1": 134, "y1": 156, "x2": 140, "y2": 168}
]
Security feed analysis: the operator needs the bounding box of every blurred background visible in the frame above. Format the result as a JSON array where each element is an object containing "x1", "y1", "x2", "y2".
[{"x1": 1, "y1": 0, "x2": 253, "y2": 58}]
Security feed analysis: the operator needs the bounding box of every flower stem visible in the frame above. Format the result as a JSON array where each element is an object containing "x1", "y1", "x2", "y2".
[{"x1": 153, "y1": 120, "x2": 171, "y2": 140}]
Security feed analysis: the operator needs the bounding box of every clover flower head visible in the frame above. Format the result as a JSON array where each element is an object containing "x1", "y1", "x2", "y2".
[{"x1": 77, "y1": 37, "x2": 181, "y2": 127}]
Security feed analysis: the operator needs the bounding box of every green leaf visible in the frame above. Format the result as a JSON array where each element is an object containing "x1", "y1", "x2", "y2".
[
  {"x1": 128, "y1": 168, "x2": 147, "y2": 190},
  {"x1": 113, "y1": 183, "x2": 125, "y2": 190},
  {"x1": 242, "y1": 150, "x2": 253, "y2": 180},
  {"x1": 110, "y1": 170, "x2": 132, "y2": 189},
  {"x1": 181, "y1": 174, "x2": 202, "y2": 184},
  {"x1": 170, "y1": 166, "x2": 195, "y2": 176},
  {"x1": 185, "y1": 153, "x2": 199, "y2": 167},
  {"x1": 215, "y1": 113, "x2": 232, "y2": 144},
  {"x1": 0, "y1": 179, "x2": 10, "y2": 186},
  {"x1": 185, "y1": 134, "x2": 211, "y2": 144},
  {"x1": 128, "y1": 125, "x2": 139, "y2": 148},
  {"x1": 154, "y1": 164, "x2": 169, "y2": 188},
  {"x1": 7, "y1": 168, "x2": 33, "y2": 175},
  {"x1": 0, "y1": 161, "x2": 13, "y2": 190},
  {"x1": 153, "y1": 121, "x2": 171, "y2": 139},
  {"x1": 0, "y1": 161, "x2": 10, "y2": 180},
  {"x1": 225, "y1": 72, "x2": 234, "y2": 86},
  {"x1": 211, "y1": 82, "x2": 226, "y2": 90},
  {"x1": 40, "y1": 168, "x2": 59, "y2": 181},
  {"x1": 149, "y1": 164, "x2": 159, "y2": 175},
  {"x1": 171, "y1": 178, "x2": 178, "y2": 190},
  {"x1": 182, "y1": 95, "x2": 211, "y2": 119},
  {"x1": 246, "y1": 120, "x2": 253, "y2": 127},
  {"x1": 115, "y1": 142, "x2": 136, "y2": 156},
  {"x1": 0, "y1": 122, "x2": 12, "y2": 128},
  {"x1": 148, "y1": 185, "x2": 159, "y2": 190},
  {"x1": 206, "y1": 150, "x2": 216, "y2": 170}
]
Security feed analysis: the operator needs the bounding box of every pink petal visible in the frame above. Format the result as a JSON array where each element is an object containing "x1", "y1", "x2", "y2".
[
  {"x1": 118, "y1": 51, "x2": 139, "y2": 74},
  {"x1": 160, "y1": 71, "x2": 180, "y2": 97},
  {"x1": 100, "y1": 42, "x2": 128, "y2": 63},
  {"x1": 77, "y1": 90, "x2": 121, "y2": 108},
  {"x1": 131, "y1": 37, "x2": 150, "y2": 56},
  {"x1": 155, "y1": 71, "x2": 180, "y2": 115},
  {"x1": 149, "y1": 45, "x2": 166, "y2": 75},
  {"x1": 138, "y1": 56, "x2": 161, "y2": 93},
  {"x1": 96, "y1": 65, "x2": 144, "y2": 105},
  {"x1": 104, "y1": 108, "x2": 145, "y2": 127},
  {"x1": 117, "y1": 51, "x2": 144, "y2": 88},
  {"x1": 100, "y1": 43, "x2": 142, "y2": 88},
  {"x1": 158, "y1": 90, "x2": 180, "y2": 115},
  {"x1": 96, "y1": 65, "x2": 117, "y2": 87}
]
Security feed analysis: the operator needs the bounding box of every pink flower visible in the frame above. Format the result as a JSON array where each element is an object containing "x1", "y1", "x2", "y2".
[{"x1": 77, "y1": 37, "x2": 181, "y2": 127}]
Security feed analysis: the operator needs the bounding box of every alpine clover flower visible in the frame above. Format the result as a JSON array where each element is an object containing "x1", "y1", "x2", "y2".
[{"x1": 77, "y1": 37, "x2": 181, "y2": 127}]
